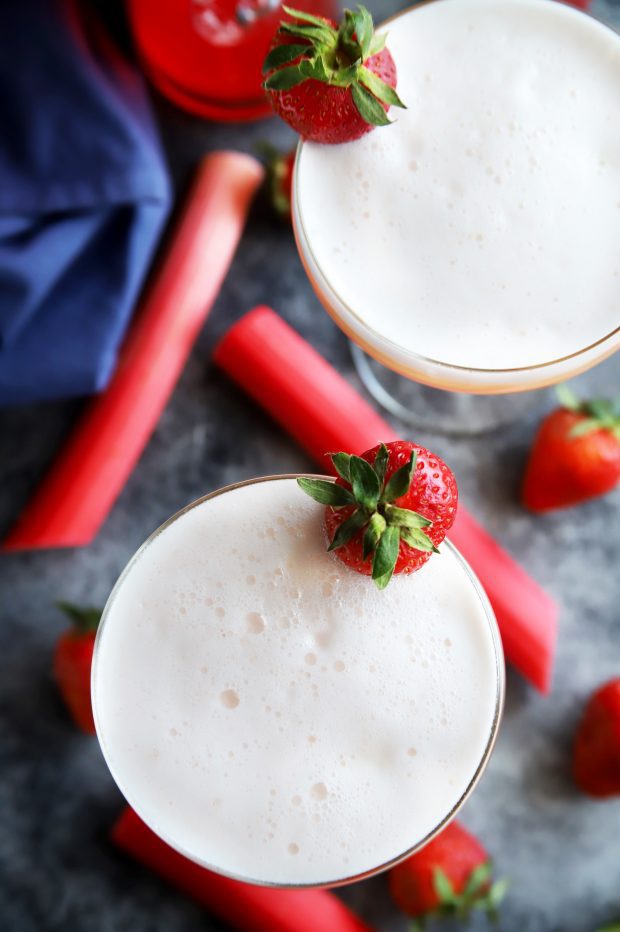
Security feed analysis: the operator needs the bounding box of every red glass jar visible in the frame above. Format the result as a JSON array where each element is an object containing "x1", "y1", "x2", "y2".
[{"x1": 127, "y1": 0, "x2": 339, "y2": 121}]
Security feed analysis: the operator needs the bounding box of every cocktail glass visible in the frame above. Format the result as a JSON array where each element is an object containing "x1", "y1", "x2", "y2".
[
  {"x1": 92, "y1": 475, "x2": 504, "y2": 887},
  {"x1": 292, "y1": 0, "x2": 620, "y2": 433}
]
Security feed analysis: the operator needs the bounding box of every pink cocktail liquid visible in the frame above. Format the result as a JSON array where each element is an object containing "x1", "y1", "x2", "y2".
[{"x1": 128, "y1": 0, "x2": 338, "y2": 121}]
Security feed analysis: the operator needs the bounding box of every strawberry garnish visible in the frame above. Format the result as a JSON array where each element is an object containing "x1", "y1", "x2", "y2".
[
  {"x1": 573, "y1": 678, "x2": 620, "y2": 799},
  {"x1": 54, "y1": 602, "x2": 101, "y2": 735},
  {"x1": 263, "y1": 5, "x2": 405, "y2": 144},
  {"x1": 388, "y1": 821, "x2": 508, "y2": 925},
  {"x1": 522, "y1": 385, "x2": 620, "y2": 512},
  {"x1": 298, "y1": 440, "x2": 457, "y2": 588}
]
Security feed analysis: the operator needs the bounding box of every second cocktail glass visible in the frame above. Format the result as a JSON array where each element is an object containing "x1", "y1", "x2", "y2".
[{"x1": 293, "y1": 0, "x2": 620, "y2": 432}]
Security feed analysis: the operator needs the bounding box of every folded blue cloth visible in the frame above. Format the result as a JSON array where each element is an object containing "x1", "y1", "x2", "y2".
[{"x1": 0, "y1": 0, "x2": 171, "y2": 406}]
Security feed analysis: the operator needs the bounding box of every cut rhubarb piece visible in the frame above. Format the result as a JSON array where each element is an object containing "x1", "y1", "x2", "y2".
[
  {"x1": 3, "y1": 152, "x2": 264, "y2": 552},
  {"x1": 111, "y1": 807, "x2": 372, "y2": 932},
  {"x1": 214, "y1": 306, "x2": 558, "y2": 693}
]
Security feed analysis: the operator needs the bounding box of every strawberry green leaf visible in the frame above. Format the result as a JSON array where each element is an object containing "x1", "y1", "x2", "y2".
[
  {"x1": 351, "y1": 82, "x2": 392, "y2": 126},
  {"x1": 264, "y1": 65, "x2": 308, "y2": 91},
  {"x1": 296, "y1": 477, "x2": 356, "y2": 506},
  {"x1": 299, "y1": 56, "x2": 329, "y2": 82},
  {"x1": 463, "y1": 862, "x2": 492, "y2": 898},
  {"x1": 327, "y1": 508, "x2": 369, "y2": 551},
  {"x1": 339, "y1": 9, "x2": 360, "y2": 57},
  {"x1": 384, "y1": 504, "x2": 432, "y2": 529},
  {"x1": 262, "y1": 43, "x2": 310, "y2": 73},
  {"x1": 280, "y1": 21, "x2": 335, "y2": 44},
  {"x1": 57, "y1": 601, "x2": 102, "y2": 633},
  {"x1": 362, "y1": 512, "x2": 386, "y2": 559},
  {"x1": 358, "y1": 65, "x2": 406, "y2": 108},
  {"x1": 352, "y1": 5, "x2": 374, "y2": 59},
  {"x1": 486, "y1": 877, "x2": 509, "y2": 910},
  {"x1": 556, "y1": 383, "x2": 581, "y2": 411},
  {"x1": 569, "y1": 417, "x2": 604, "y2": 438},
  {"x1": 555, "y1": 386, "x2": 620, "y2": 437},
  {"x1": 400, "y1": 528, "x2": 438, "y2": 553},
  {"x1": 330, "y1": 452, "x2": 352, "y2": 483},
  {"x1": 367, "y1": 31, "x2": 387, "y2": 57},
  {"x1": 588, "y1": 398, "x2": 614, "y2": 420},
  {"x1": 373, "y1": 443, "x2": 389, "y2": 488},
  {"x1": 326, "y1": 62, "x2": 360, "y2": 87},
  {"x1": 433, "y1": 868, "x2": 457, "y2": 906},
  {"x1": 282, "y1": 5, "x2": 332, "y2": 28},
  {"x1": 597, "y1": 924, "x2": 620, "y2": 932},
  {"x1": 371, "y1": 525, "x2": 400, "y2": 589},
  {"x1": 350, "y1": 455, "x2": 381, "y2": 509},
  {"x1": 382, "y1": 451, "x2": 416, "y2": 502}
]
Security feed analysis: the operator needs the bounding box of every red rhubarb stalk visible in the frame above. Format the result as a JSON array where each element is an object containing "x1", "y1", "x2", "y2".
[
  {"x1": 213, "y1": 305, "x2": 558, "y2": 693},
  {"x1": 3, "y1": 152, "x2": 264, "y2": 552},
  {"x1": 112, "y1": 807, "x2": 372, "y2": 932}
]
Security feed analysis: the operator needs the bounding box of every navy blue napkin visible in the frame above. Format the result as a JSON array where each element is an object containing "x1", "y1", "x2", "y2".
[{"x1": 0, "y1": 0, "x2": 171, "y2": 406}]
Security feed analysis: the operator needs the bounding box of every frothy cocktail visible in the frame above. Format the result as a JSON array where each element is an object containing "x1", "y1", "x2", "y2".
[
  {"x1": 93, "y1": 476, "x2": 503, "y2": 886},
  {"x1": 294, "y1": 0, "x2": 620, "y2": 392}
]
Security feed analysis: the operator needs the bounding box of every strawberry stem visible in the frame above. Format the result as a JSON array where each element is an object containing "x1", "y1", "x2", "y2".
[
  {"x1": 297, "y1": 444, "x2": 437, "y2": 589},
  {"x1": 556, "y1": 384, "x2": 620, "y2": 439}
]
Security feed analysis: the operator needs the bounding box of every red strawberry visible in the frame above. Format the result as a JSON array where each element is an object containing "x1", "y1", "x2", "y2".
[
  {"x1": 298, "y1": 440, "x2": 457, "y2": 588},
  {"x1": 263, "y1": 6, "x2": 405, "y2": 144},
  {"x1": 522, "y1": 385, "x2": 620, "y2": 512},
  {"x1": 388, "y1": 821, "x2": 507, "y2": 923},
  {"x1": 54, "y1": 602, "x2": 101, "y2": 735},
  {"x1": 573, "y1": 678, "x2": 620, "y2": 798}
]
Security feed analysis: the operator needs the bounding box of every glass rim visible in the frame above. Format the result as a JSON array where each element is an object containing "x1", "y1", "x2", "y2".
[
  {"x1": 292, "y1": 0, "x2": 620, "y2": 391},
  {"x1": 92, "y1": 473, "x2": 506, "y2": 890}
]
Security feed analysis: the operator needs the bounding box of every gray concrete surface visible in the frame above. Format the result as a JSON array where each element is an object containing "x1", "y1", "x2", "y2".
[{"x1": 1, "y1": 1, "x2": 619, "y2": 929}]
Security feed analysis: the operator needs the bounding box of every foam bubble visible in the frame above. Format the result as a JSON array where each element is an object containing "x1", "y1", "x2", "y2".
[
  {"x1": 220, "y1": 689, "x2": 240, "y2": 709},
  {"x1": 246, "y1": 612, "x2": 266, "y2": 634}
]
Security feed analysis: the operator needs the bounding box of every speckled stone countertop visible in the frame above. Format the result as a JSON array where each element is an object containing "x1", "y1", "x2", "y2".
[{"x1": 1, "y1": 2, "x2": 619, "y2": 930}]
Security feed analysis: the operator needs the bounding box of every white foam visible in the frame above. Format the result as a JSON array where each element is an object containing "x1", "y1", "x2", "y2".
[
  {"x1": 93, "y1": 478, "x2": 500, "y2": 885},
  {"x1": 296, "y1": 0, "x2": 620, "y2": 373}
]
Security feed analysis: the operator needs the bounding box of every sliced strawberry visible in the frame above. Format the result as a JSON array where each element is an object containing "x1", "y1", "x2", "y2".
[
  {"x1": 388, "y1": 820, "x2": 507, "y2": 922},
  {"x1": 298, "y1": 440, "x2": 457, "y2": 588},
  {"x1": 573, "y1": 678, "x2": 620, "y2": 798},
  {"x1": 263, "y1": 6, "x2": 405, "y2": 144},
  {"x1": 53, "y1": 602, "x2": 101, "y2": 735},
  {"x1": 522, "y1": 385, "x2": 620, "y2": 512}
]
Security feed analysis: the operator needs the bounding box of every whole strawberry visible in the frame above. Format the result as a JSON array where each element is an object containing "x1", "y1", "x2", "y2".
[
  {"x1": 298, "y1": 440, "x2": 457, "y2": 588},
  {"x1": 263, "y1": 5, "x2": 405, "y2": 144},
  {"x1": 522, "y1": 385, "x2": 620, "y2": 512},
  {"x1": 54, "y1": 602, "x2": 101, "y2": 734},
  {"x1": 388, "y1": 820, "x2": 508, "y2": 924},
  {"x1": 573, "y1": 678, "x2": 620, "y2": 798}
]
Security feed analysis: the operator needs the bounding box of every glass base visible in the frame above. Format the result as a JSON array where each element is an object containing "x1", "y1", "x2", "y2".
[{"x1": 351, "y1": 344, "x2": 547, "y2": 436}]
